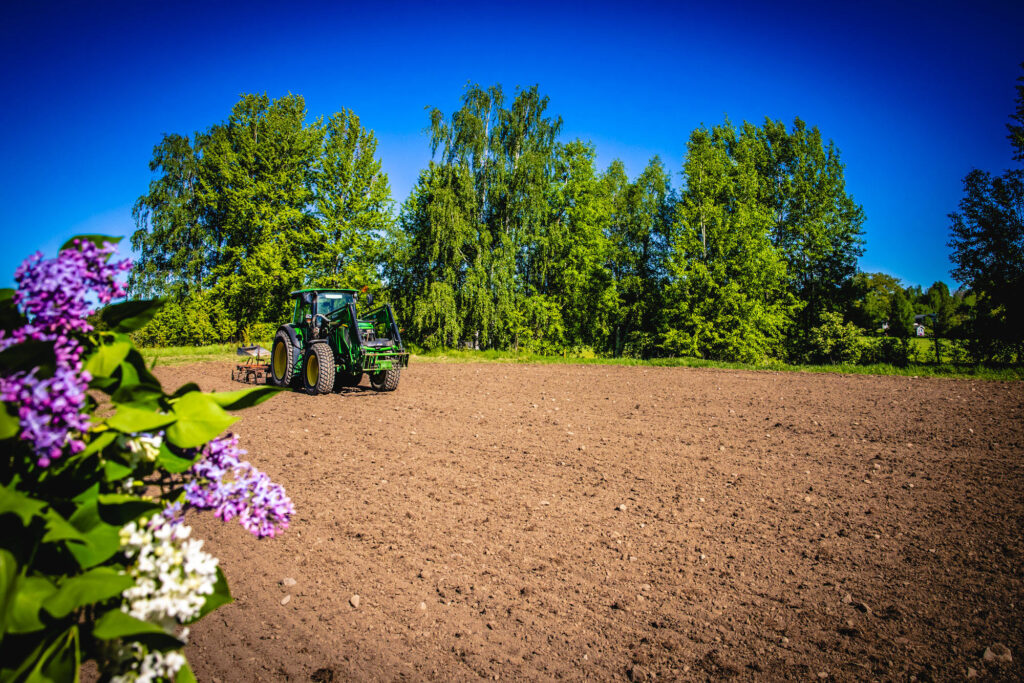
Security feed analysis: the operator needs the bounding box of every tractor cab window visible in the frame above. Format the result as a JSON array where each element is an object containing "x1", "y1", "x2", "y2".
[
  {"x1": 315, "y1": 292, "x2": 354, "y2": 317},
  {"x1": 293, "y1": 293, "x2": 314, "y2": 326}
]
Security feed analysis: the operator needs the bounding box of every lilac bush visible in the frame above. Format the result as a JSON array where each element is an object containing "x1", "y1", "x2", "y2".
[{"x1": 0, "y1": 237, "x2": 288, "y2": 681}]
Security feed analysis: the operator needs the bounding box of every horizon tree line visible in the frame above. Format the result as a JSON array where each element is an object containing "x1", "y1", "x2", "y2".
[{"x1": 128, "y1": 78, "x2": 1021, "y2": 364}]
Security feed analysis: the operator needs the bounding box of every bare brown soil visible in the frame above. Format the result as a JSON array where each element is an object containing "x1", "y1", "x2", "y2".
[{"x1": 154, "y1": 362, "x2": 1024, "y2": 681}]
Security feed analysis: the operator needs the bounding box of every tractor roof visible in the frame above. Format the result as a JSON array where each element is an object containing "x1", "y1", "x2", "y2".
[{"x1": 289, "y1": 288, "x2": 357, "y2": 297}]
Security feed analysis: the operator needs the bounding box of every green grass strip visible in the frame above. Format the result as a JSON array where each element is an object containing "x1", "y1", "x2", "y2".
[{"x1": 139, "y1": 343, "x2": 1022, "y2": 380}]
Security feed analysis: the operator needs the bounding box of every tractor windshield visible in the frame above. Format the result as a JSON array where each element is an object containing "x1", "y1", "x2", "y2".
[{"x1": 316, "y1": 292, "x2": 355, "y2": 317}]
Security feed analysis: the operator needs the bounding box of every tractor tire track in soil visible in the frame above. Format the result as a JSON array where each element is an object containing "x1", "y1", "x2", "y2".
[{"x1": 154, "y1": 362, "x2": 1024, "y2": 681}]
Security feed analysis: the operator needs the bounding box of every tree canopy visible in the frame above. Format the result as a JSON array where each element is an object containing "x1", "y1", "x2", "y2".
[
  {"x1": 131, "y1": 94, "x2": 393, "y2": 340},
  {"x1": 133, "y1": 85, "x2": 888, "y2": 364},
  {"x1": 947, "y1": 64, "x2": 1024, "y2": 361}
]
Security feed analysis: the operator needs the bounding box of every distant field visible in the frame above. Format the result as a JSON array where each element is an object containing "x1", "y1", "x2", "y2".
[{"x1": 139, "y1": 343, "x2": 1023, "y2": 380}]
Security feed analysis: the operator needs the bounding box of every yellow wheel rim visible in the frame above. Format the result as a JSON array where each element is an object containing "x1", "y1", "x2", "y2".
[
  {"x1": 306, "y1": 354, "x2": 319, "y2": 386},
  {"x1": 273, "y1": 343, "x2": 287, "y2": 378}
]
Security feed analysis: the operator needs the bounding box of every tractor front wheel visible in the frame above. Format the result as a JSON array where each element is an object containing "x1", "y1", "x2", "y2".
[
  {"x1": 271, "y1": 331, "x2": 298, "y2": 388},
  {"x1": 302, "y1": 342, "x2": 335, "y2": 395},
  {"x1": 369, "y1": 368, "x2": 400, "y2": 392}
]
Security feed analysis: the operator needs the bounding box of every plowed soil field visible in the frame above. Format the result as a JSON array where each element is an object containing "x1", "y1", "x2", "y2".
[{"x1": 155, "y1": 362, "x2": 1024, "y2": 682}]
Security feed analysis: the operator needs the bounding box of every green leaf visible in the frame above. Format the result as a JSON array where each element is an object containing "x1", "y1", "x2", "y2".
[
  {"x1": 0, "y1": 340, "x2": 56, "y2": 376},
  {"x1": 156, "y1": 443, "x2": 197, "y2": 474},
  {"x1": 189, "y1": 566, "x2": 232, "y2": 623},
  {"x1": 93, "y1": 609, "x2": 167, "y2": 640},
  {"x1": 8, "y1": 575, "x2": 56, "y2": 634},
  {"x1": 110, "y1": 362, "x2": 163, "y2": 405},
  {"x1": 67, "y1": 500, "x2": 122, "y2": 569},
  {"x1": 0, "y1": 403, "x2": 18, "y2": 439},
  {"x1": 100, "y1": 299, "x2": 166, "y2": 333},
  {"x1": 0, "y1": 548, "x2": 19, "y2": 642},
  {"x1": 80, "y1": 430, "x2": 117, "y2": 458},
  {"x1": 166, "y1": 393, "x2": 237, "y2": 449},
  {"x1": 43, "y1": 567, "x2": 132, "y2": 618},
  {"x1": 97, "y1": 495, "x2": 161, "y2": 525},
  {"x1": 42, "y1": 509, "x2": 88, "y2": 545},
  {"x1": 0, "y1": 484, "x2": 46, "y2": 526},
  {"x1": 106, "y1": 405, "x2": 176, "y2": 434},
  {"x1": 83, "y1": 340, "x2": 132, "y2": 379},
  {"x1": 176, "y1": 660, "x2": 198, "y2": 683},
  {"x1": 60, "y1": 234, "x2": 122, "y2": 251},
  {"x1": 103, "y1": 460, "x2": 133, "y2": 482},
  {"x1": 0, "y1": 288, "x2": 25, "y2": 332},
  {"x1": 72, "y1": 483, "x2": 100, "y2": 505},
  {"x1": 124, "y1": 349, "x2": 162, "y2": 390},
  {"x1": 207, "y1": 386, "x2": 281, "y2": 411},
  {"x1": 23, "y1": 626, "x2": 79, "y2": 682}
]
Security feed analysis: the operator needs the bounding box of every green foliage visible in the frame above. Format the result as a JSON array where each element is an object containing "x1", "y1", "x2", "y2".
[
  {"x1": 746, "y1": 119, "x2": 865, "y2": 340},
  {"x1": 604, "y1": 157, "x2": 673, "y2": 357},
  {"x1": 131, "y1": 94, "x2": 393, "y2": 341},
  {"x1": 390, "y1": 89, "x2": 863, "y2": 362},
  {"x1": 944, "y1": 65, "x2": 1024, "y2": 364},
  {"x1": 390, "y1": 84, "x2": 570, "y2": 351},
  {"x1": 805, "y1": 312, "x2": 864, "y2": 364},
  {"x1": 847, "y1": 272, "x2": 903, "y2": 331},
  {"x1": 1, "y1": 240, "x2": 282, "y2": 679},
  {"x1": 661, "y1": 123, "x2": 797, "y2": 363},
  {"x1": 861, "y1": 336, "x2": 915, "y2": 367},
  {"x1": 131, "y1": 292, "x2": 233, "y2": 347},
  {"x1": 887, "y1": 289, "x2": 916, "y2": 337},
  {"x1": 1008, "y1": 61, "x2": 1024, "y2": 161},
  {"x1": 947, "y1": 167, "x2": 1024, "y2": 361}
]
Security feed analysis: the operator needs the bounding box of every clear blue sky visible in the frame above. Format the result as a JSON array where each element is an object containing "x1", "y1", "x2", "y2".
[{"x1": 1, "y1": 0, "x2": 1021, "y2": 290}]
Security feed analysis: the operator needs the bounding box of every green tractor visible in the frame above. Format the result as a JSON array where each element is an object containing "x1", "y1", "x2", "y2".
[{"x1": 269, "y1": 289, "x2": 408, "y2": 394}]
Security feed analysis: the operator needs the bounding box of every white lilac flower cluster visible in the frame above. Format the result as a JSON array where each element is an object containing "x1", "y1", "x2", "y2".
[
  {"x1": 119, "y1": 515, "x2": 219, "y2": 627},
  {"x1": 119, "y1": 434, "x2": 163, "y2": 465},
  {"x1": 110, "y1": 645, "x2": 186, "y2": 683},
  {"x1": 115, "y1": 515, "x2": 218, "y2": 681}
]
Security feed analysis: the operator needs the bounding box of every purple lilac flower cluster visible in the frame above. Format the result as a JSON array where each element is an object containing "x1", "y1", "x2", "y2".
[
  {"x1": 0, "y1": 240, "x2": 131, "y2": 467},
  {"x1": 13, "y1": 239, "x2": 130, "y2": 332},
  {"x1": 184, "y1": 434, "x2": 294, "y2": 538}
]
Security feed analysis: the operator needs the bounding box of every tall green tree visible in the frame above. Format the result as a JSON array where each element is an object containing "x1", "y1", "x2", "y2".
[
  {"x1": 746, "y1": 118, "x2": 865, "y2": 343},
  {"x1": 130, "y1": 134, "x2": 205, "y2": 299},
  {"x1": 947, "y1": 168, "x2": 1024, "y2": 358},
  {"x1": 198, "y1": 94, "x2": 323, "y2": 332},
  {"x1": 946, "y1": 64, "x2": 1024, "y2": 361},
  {"x1": 393, "y1": 83, "x2": 566, "y2": 351},
  {"x1": 131, "y1": 93, "x2": 393, "y2": 341},
  {"x1": 545, "y1": 140, "x2": 616, "y2": 350},
  {"x1": 887, "y1": 288, "x2": 915, "y2": 337},
  {"x1": 662, "y1": 123, "x2": 796, "y2": 362},
  {"x1": 312, "y1": 109, "x2": 394, "y2": 293},
  {"x1": 605, "y1": 157, "x2": 674, "y2": 357}
]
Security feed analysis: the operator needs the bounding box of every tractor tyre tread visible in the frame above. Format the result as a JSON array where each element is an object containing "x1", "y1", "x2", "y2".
[
  {"x1": 271, "y1": 331, "x2": 299, "y2": 389},
  {"x1": 370, "y1": 368, "x2": 400, "y2": 392},
  {"x1": 303, "y1": 342, "x2": 335, "y2": 395}
]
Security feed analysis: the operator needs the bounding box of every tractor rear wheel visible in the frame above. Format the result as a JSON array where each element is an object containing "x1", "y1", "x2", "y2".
[
  {"x1": 369, "y1": 368, "x2": 400, "y2": 392},
  {"x1": 302, "y1": 342, "x2": 335, "y2": 395},
  {"x1": 271, "y1": 331, "x2": 298, "y2": 388}
]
